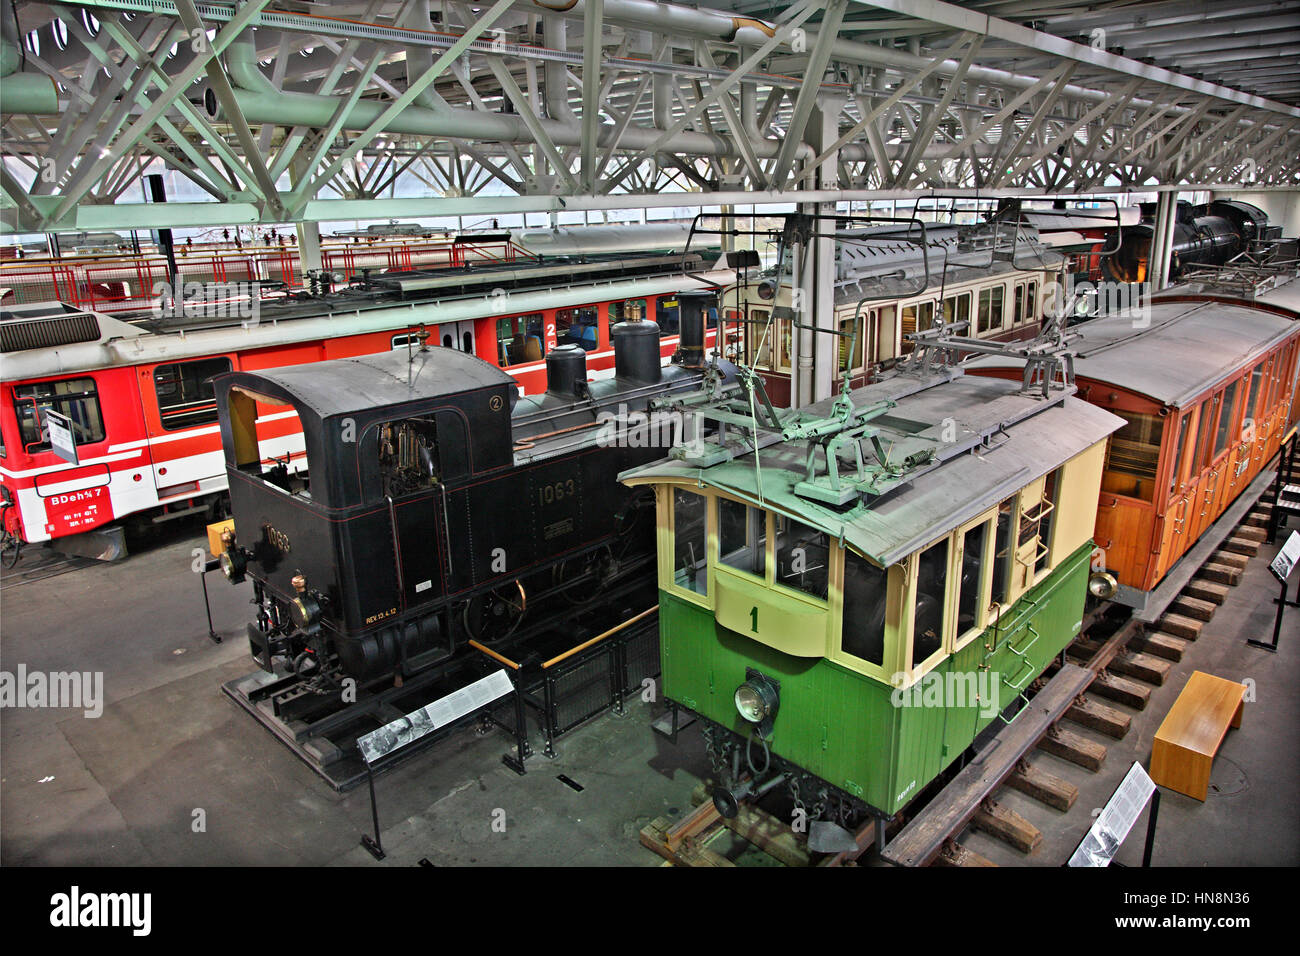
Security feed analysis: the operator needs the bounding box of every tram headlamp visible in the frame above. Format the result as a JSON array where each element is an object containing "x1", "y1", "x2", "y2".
[
  {"x1": 1088, "y1": 571, "x2": 1118, "y2": 600},
  {"x1": 734, "y1": 669, "x2": 780, "y2": 731},
  {"x1": 756, "y1": 279, "x2": 777, "y2": 300}
]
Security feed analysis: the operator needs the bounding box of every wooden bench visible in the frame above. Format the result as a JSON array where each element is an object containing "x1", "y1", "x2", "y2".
[{"x1": 1150, "y1": 671, "x2": 1246, "y2": 801}]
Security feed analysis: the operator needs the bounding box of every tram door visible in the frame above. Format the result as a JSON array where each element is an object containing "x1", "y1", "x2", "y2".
[
  {"x1": 1158, "y1": 408, "x2": 1198, "y2": 579},
  {"x1": 438, "y1": 320, "x2": 476, "y2": 354}
]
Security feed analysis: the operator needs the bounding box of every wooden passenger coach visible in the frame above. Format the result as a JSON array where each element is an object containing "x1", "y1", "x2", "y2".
[
  {"x1": 622, "y1": 370, "x2": 1122, "y2": 818},
  {"x1": 970, "y1": 280, "x2": 1300, "y2": 610}
]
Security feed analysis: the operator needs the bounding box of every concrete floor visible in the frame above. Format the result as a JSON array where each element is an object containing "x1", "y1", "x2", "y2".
[{"x1": 1, "y1": 517, "x2": 1296, "y2": 867}]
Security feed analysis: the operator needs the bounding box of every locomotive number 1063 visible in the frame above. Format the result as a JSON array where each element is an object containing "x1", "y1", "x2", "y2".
[{"x1": 538, "y1": 479, "x2": 577, "y2": 507}]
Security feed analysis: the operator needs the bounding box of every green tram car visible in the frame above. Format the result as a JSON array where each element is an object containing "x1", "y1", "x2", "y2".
[{"x1": 621, "y1": 368, "x2": 1123, "y2": 833}]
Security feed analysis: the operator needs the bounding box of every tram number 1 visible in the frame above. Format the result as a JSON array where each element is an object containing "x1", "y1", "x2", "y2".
[
  {"x1": 749, "y1": 606, "x2": 759, "y2": 633},
  {"x1": 538, "y1": 479, "x2": 577, "y2": 507}
]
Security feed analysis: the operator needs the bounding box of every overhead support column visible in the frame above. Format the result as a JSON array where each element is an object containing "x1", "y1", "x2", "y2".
[
  {"x1": 811, "y1": 94, "x2": 848, "y2": 405},
  {"x1": 1148, "y1": 189, "x2": 1179, "y2": 292}
]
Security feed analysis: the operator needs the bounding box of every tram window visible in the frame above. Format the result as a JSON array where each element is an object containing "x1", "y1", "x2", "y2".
[
  {"x1": 718, "y1": 497, "x2": 766, "y2": 578},
  {"x1": 656, "y1": 297, "x2": 680, "y2": 335},
  {"x1": 778, "y1": 318, "x2": 792, "y2": 372},
  {"x1": 672, "y1": 489, "x2": 708, "y2": 596},
  {"x1": 990, "y1": 498, "x2": 1014, "y2": 610},
  {"x1": 1103, "y1": 411, "x2": 1161, "y2": 502},
  {"x1": 956, "y1": 520, "x2": 988, "y2": 638},
  {"x1": 1014, "y1": 284, "x2": 1026, "y2": 325},
  {"x1": 1025, "y1": 281, "x2": 1037, "y2": 321},
  {"x1": 942, "y1": 292, "x2": 971, "y2": 330},
  {"x1": 842, "y1": 550, "x2": 888, "y2": 666},
  {"x1": 1170, "y1": 411, "x2": 1195, "y2": 496},
  {"x1": 1213, "y1": 380, "x2": 1240, "y2": 458},
  {"x1": 556, "y1": 307, "x2": 599, "y2": 351},
  {"x1": 375, "y1": 417, "x2": 440, "y2": 497},
  {"x1": 977, "y1": 286, "x2": 1005, "y2": 334},
  {"x1": 1034, "y1": 468, "x2": 1061, "y2": 574},
  {"x1": 14, "y1": 377, "x2": 105, "y2": 450},
  {"x1": 154, "y1": 357, "x2": 232, "y2": 431},
  {"x1": 912, "y1": 538, "x2": 948, "y2": 667},
  {"x1": 497, "y1": 313, "x2": 546, "y2": 366},
  {"x1": 774, "y1": 515, "x2": 828, "y2": 600}
]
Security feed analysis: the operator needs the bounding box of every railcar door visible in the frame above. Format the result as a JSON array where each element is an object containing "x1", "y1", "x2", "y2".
[
  {"x1": 1189, "y1": 391, "x2": 1224, "y2": 543},
  {"x1": 436, "y1": 320, "x2": 476, "y2": 354},
  {"x1": 137, "y1": 355, "x2": 234, "y2": 503},
  {"x1": 1157, "y1": 407, "x2": 1198, "y2": 580}
]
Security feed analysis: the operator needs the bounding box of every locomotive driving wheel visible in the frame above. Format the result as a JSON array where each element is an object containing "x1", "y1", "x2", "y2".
[{"x1": 462, "y1": 580, "x2": 527, "y2": 644}]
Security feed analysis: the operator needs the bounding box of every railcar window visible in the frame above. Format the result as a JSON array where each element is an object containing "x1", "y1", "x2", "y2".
[
  {"x1": 14, "y1": 377, "x2": 105, "y2": 450},
  {"x1": 556, "y1": 306, "x2": 599, "y2": 351},
  {"x1": 718, "y1": 497, "x2": 766, "y2": 578},
  {"x1": 1014, "y1": 284, "x2": 1026, "y2": 326},
  {"x1": 838, "y1": 314, "x2": 865, "y2": 372},
  {"x1": 912, "y1": 538, "x2": 948, "y2": 666},
  {"x1": 1025, "y1": 281, "x2": 1037, "y2": 321},
  {"x1": 977, "y1": 286, "x2": 1005, "y2": 334},
  {"x1": 1102, "y1": 412, "x2": 1161, "y2": 502},
  {"x1": 990, "y1": 498, "x2": 1014, "y2": 609},
  {"x1": 154, "y1": 357, "x2": 232, "y2": 431},
  {"x1": 957, "y1": 521, "x2": 988, "y2": 637},
  {"x1": 1170, "y1": 411, "x2": 1195, "y2": 496},
  {"x1": 672, "y1": 489, "x2": 708, "y2": 595},
  {"x1": 656, "y1": 297, "x2": 680, "y2": 335},
  {"x1": 497, "y1": 313, "x2": 546, "y2": 366},
  {"x1": 774, "y1": 515, "x2": 829, "y2": 600},
  {"x1": 900, "y1": 301, "x2": 935, "y2": 354},
  {"x1": 376, "y1": 418, "x2": 440, "y2": 497},
  {"x1": 748, "y1": 308, "x2": 773, "y2": 369},
  {"x1": 778, "y1": 319, "x2": 792, "y2": 372},
  {"x1": 842, "y1": 550, "x2": 888, "y2": 666},
  {"x1": 611, "y1": 298, "x2": 647, "y2": 322},
  {"x1": 1213, "y1": 381, "x2": 1240, "y2": 458},
  {"x1": 942, "y1": 292, "x2": 971, "y2": 331},
  {"x1": 1245, "y1": 365, "x2": 1264, "y2": 423},
  {"x1": 1195, "y1": 397, "x2": 1218, "y2": 472}
]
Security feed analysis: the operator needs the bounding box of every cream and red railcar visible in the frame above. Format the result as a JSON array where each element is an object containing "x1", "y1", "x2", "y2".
[
  {"x1": 718, "y1": 224, "x2": 1065, "y2": 408},
  {"x1": 970, "y1": 276, "x2": 1300, "y2": 610},
  {"x1": 0, "y1": 254, "x2": 730, "y2": 551}
]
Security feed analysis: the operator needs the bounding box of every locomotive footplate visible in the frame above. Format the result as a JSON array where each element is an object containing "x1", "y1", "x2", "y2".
[{"x1": 220, "y1": 574, "x2": 661, "y2": 790}]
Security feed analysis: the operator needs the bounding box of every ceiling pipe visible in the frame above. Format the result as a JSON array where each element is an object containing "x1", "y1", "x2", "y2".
[
  {"x1": 211, "y1": 28, "x2": 821, "y2": 165},
  {"x1": 543, "y1": 16, "x2": 577, "y2": 124},
  {"x1": 0, "y1": 17, "x2": 58, "y2": 115},
  {"x1": 402, "y1": 0, "x2": 453, "y2": 113}
]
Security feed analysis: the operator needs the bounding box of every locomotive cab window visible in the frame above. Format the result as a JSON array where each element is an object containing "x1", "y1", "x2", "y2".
[
  {"x1": 226, "y1": 388, "x2": 310, "y2": 497},
  {"x1": 374, "y1": 417, "x2": 440, "y2": 498},
  {"x1": 154, "y1": 357, "x2": 232, "y2": 431},
  {"x1": 14, "y1": 377, "x2": 105, "y2": 451}
]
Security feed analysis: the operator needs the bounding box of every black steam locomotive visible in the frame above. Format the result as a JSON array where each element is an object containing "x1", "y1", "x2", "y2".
[
  {"x1": 212, "y1": 294, "x2": 731, "y2": 689},
  {"x1": 1103, "y1": 198, "x2": 1281, "y2": 284}
]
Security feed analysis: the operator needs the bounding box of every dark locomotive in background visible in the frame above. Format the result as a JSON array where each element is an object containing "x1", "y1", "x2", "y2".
[
  {"x1": 1103, "y1": 198, "x2": 1282, "y2": 284},
  {"x1": 213, "y1": 294, "x2": 731, "y2": 687}
]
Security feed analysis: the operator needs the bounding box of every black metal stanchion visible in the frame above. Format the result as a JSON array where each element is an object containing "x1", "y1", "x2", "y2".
[
  {"x1": 200, "y1": 557, "x2": 222, "y2": 644},
  {"x1": 360, "y1": 762, "x2": 385, "y2": 861},
  {"x1": 1140, "y1": 788, "x2": 1160, "y2": 867}
]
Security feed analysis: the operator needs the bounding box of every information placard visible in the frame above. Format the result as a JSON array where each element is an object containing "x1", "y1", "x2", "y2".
[
  {"x1": 1270, "y1": 531, "x2": 1300, "y2": 584},
  {"x1": 44, "y1": 410, "x2": 79, "y2": 466},
  {"x1": 1068, "y1": 761, "x2": 1156, "y2": 867}
]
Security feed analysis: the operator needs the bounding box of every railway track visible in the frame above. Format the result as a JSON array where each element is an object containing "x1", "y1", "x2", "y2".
[
  {"x1": 0, "y1": 548, "x2": 96, "y2": 591},
  {"x1": 641, "y1": 453, "x2": 1287, "y2": 868}
]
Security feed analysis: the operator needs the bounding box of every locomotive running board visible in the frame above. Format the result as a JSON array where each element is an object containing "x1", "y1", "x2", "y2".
[{"x1": 221, "y1": 664, "x2": 485, "y2": 791}]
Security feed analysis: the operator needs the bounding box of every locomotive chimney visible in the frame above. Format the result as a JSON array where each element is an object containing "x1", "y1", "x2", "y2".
[
  {"x1": 545, "y1": 344, "x2": 588, "y2": 396},
  {"x1": 675, "y1": 291, "x2": 711, "y2": 369},
  {"x1": 612, "y1": 319, "x2": 662, "y2": 383}
]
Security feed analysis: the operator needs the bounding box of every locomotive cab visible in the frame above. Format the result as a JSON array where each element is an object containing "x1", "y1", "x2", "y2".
[{"x1": 214, "y1": 348, "x2": 517, "y2": 680}]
